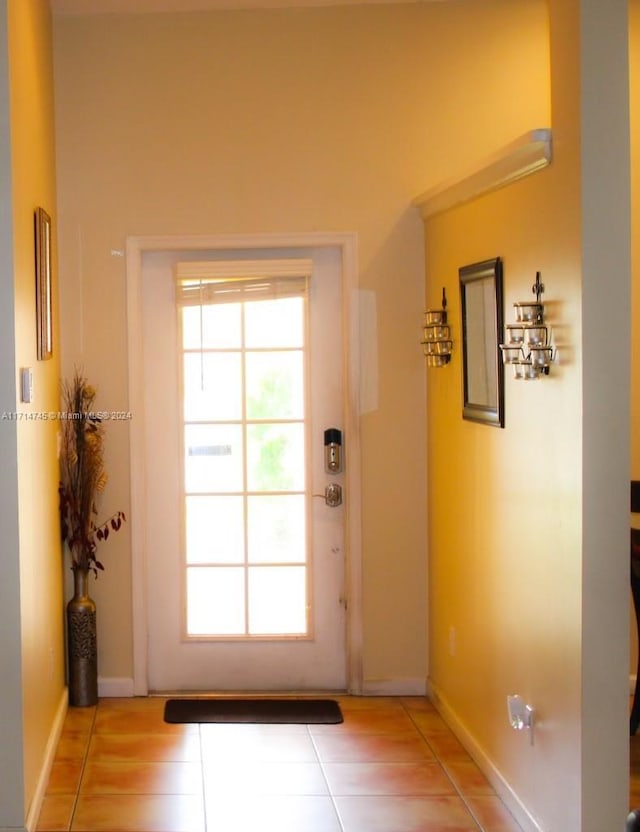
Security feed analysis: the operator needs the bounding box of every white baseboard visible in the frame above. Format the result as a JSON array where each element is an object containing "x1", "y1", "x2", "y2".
[
  {"x1": 361, "y1": 677, "x2": 427, "y2": 696},
  {"x1": 98, "y1": 677, "x2": 136, "y2": 698},
  {"x1": 97, "y1": 676, "x2": 427, "y2": 698},
  {"x1": 428, "y1": 680, "x2": 542, "y2": 832},
  {"x1": 25, "y1": 687, "x2": 68, "y2": 832}
]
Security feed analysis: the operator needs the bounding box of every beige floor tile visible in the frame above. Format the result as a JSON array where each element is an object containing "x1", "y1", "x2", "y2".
[
  {"x1": 203, "y1": 760, "x2": 329, "y2": 795},
  {"x1": 335, "y1": 795, "x2": 480, "y2": 832},
  {"x1": 80, "y1": 760, "x2": 202, "y2": 794},
  {"x1": 205, "y1": 794, "x2": 342, "y2": 832},
  {"x1": 313, "y1": 731, "x2": 436, "y2": 763},
  {"x1": 195, "y1": 720, "x2": 309, "y2": 736},
  {"x1": 442, "y1": 759, "x2": 495, "y2": 796},
  {"x1": 400, "y1": 696, "x2": 436, "y2": 709},
  {"x1": 46, "y1": 760, "x2": 84, "y2": 795},
  {"x1": 465, "y1": 795, "x2": 523, "y2": 832},
  {"x1": 336, "y1": 696, "x2": 407, "y2": 712},
  {"x1": 322, "y1": 761, "x2": 457, "y2": 796},
  {"x1": 97, "y1": 697, "x2": 168, "y2": 713},
  {"x1": 200, "y1": 727, "x2": 319, "y2": 762},
  {"x1": 34, "y1": 696, "x2": 543, "y2": 832},
  {"x1": 425, "y1": 731, "x2": 474, "y2": 763},
  {"x1": 54, "y1": 733, "x2": 91, "y2": 763},
  {"x1": 310, "y1": 707, "x2": 418, "y2": 735},
  {"x1": 93, "y1": 707, "x2": 196, "y2": 736},
  {"x1": 88, "y1": 732, "x2": 202, "y2": 763},
  {"x1": 36, "y1": 793, "x2": 75, "y2": 831},
  {"x1": 71, "y1": 794, "x2": 205, "y2": 832},
  {"x1": 63, "y1": 706, "x2": 96, "y2": 734},
  {"x1": 410, "y1": 710, "x2": 453, "y2": 736}
]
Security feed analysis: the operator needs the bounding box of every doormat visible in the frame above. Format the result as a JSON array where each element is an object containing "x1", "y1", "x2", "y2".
[{"x1": 164, "y1": 697, "x2": 343, "y2": 725}]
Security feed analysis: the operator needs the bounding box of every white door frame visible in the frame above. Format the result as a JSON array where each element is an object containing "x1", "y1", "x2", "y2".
[{"x1": 126, "y1": 232, "x2": 363, "y2": 695}]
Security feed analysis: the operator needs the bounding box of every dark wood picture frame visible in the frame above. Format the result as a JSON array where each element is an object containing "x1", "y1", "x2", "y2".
[
  {"x1": 35, "y1": 207, "x2": 52, "y2": 361},
  {"x1": 459, "y1": 257, "x2": 504, "y2": 428}
]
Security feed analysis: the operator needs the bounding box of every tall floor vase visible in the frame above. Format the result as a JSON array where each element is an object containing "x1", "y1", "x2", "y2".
[{"x1": 67, "y1": 566, "x2": 98, "y2": 707}]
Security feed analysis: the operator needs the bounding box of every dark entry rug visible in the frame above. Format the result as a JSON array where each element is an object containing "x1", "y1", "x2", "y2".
[{"x1": 164, "y1": 697, "x2": 344, "y2": 725}]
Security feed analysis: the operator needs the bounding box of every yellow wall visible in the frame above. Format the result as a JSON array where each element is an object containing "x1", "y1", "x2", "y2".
[
  {"x1": 632, "y1": 0, "x2": 640, "y2": 680},
  {"x1": 6, "y1": 0, "x2": 63, "y2": 822},
  {"x1": 632, "y1": 4, "x2": 640, "y2": 481},
  {"x1": 424, "y1": 0, "x2": 630, "y2": 829},
  {"x1": 0, "y1": 4, "x2": 24, "y2": 824},
  {"x1": 52, "y1": 0, "x2": 550, "y2": 689}
]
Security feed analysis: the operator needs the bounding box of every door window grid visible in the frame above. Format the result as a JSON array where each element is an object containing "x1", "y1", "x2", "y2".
[{"x1": 177, "y1": 287, "x2": 311, "y2": 640}]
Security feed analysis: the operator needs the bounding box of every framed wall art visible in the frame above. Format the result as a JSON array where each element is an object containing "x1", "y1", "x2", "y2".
[
  {"x1": 35, "y1": 206, "x2": 52, "y2": 361},
  {"x1": 459, "y1": 256, "x2": 504, "y2": 427}
]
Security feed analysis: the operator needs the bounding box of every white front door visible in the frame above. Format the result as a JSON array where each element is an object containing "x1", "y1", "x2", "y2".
[{"x1": 140, "y1": 246, "x2": 347, "y2": 691}]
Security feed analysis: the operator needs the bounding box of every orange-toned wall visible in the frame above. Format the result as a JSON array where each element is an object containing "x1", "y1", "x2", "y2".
[
  {"x1": 0, "y1": 3, "x2": 24, "y2": 825},
  {"x1": 631, "y1": 0, "x2": 640, "y2": 673},
  {"x1": 424, "y1": 0, "x2": 630, "y2": 829},
  {"x1": 6, "y1": 0, "x2": 64, "y2": 822},
  {"x1": 632, "y1": 7, "x2": 640, "y2": 472},
  {"x1": 424, "y1": 161, "x2": 584, "y2": 832}
]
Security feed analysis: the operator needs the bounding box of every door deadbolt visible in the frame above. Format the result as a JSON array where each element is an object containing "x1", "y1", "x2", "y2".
[
  {"x1": 325, "y1": 483, "x2": 342, "y2": 507},
  {"x1": 324, "y1": 428, "x2": 343, "y2": 473}
]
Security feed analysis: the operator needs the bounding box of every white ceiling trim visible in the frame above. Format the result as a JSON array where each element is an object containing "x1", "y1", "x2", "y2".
[{"x1": 414, "y1": 129, "x2": 553, "y2": 220}]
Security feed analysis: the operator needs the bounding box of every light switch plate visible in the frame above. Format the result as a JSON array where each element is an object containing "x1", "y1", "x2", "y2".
[{"x1": 20, "y1": 367, "x2": 33, "y2": 403}]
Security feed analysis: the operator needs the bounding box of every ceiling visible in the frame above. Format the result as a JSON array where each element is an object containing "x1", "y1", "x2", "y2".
[{"x1": 51, "y1": 0, "x2": 432, "y2": 12}]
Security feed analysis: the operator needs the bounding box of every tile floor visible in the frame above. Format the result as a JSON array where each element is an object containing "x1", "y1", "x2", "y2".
[{"x1": 36, "y1": 695, "x2": 526, "y2": 832}]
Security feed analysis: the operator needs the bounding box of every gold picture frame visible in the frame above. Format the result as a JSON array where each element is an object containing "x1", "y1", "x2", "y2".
[{"x1": 35, "y1": 207, "x2": 52, "y2": 361}]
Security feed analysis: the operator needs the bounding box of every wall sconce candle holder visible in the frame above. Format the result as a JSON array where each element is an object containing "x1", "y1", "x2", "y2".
[
  {"x1": 499, "y1": 272, "x2": 555, "y2": 379},
  {"x1": 422, "y1": 287, "x2": 453, "y2": 367}
]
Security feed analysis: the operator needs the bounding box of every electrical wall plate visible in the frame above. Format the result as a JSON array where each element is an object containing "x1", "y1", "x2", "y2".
[
  {"x1": 20, "y1": 367, "x2": 33, "y2": 403},
  {"x1": 507, "y1": 694, "x2": 535, "y2": 744}
]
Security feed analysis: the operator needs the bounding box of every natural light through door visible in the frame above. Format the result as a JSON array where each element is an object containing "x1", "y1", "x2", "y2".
[
  {"x1": 177, "y1": 265, "x2": 311, "y2": 639},
  {"x1": 141, "y1": 245, "x2": 347, "y2": 692}
]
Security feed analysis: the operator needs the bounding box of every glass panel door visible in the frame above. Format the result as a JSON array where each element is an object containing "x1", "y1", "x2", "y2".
[
  {"x1": 142, "y1": 246, "x2": 346, "y2": 692},
  {"x1": 181, "y1": 295, "x2": 310, "y2": 638}
]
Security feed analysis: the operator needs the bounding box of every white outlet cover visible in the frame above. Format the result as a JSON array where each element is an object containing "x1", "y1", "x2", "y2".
[{"x1": 20, "y1": 367, "x2": 33, "y2": 403}]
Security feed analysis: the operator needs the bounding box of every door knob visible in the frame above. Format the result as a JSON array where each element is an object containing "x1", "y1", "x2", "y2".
[{"x1": 325, "y1": 483, "x2": 342, "y2": 507}]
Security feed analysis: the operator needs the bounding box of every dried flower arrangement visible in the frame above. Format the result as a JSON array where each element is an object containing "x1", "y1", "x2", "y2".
[{"x1": 58, "y1": 370, "x2": 125, "y2": 576}]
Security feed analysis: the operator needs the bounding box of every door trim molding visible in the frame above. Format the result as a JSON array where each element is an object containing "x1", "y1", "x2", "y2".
[{"x1": 125, "y1": 231, "x2": 362, "y2": 695}]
